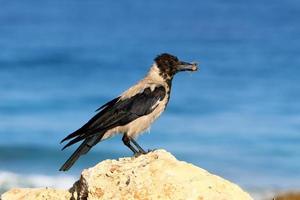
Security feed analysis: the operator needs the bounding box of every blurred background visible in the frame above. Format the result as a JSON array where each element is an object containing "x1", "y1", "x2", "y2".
[{"x1": 0, "y1": 0, "x2": 299, "y2": 199}]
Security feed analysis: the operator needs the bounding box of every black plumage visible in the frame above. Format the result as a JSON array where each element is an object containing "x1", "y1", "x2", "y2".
[{"x1": 59, "y1": 86, "x2": 166, "y2": 171}]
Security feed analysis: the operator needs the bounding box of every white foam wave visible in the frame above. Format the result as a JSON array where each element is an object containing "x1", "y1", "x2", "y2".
[{"x1": 0, "y1": 171, "x2": 76, "y2": 194}]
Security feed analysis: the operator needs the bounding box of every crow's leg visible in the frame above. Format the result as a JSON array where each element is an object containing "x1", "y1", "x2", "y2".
[
  {"x1": 122, "y1": 134, "x2": 138, "y2": 154},
  {"x1": 130, "y1": 138, "x2": 147, "y2": 154}
]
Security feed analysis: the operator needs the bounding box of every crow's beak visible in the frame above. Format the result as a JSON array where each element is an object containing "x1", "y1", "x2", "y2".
[{"x1": 177, "y1": 61, "x2": 198, "y2": 72}]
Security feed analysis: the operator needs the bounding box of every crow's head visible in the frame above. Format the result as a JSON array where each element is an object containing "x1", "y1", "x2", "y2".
[{"x1": 154, "y1": 53, "x2": 198, "y2": 79}]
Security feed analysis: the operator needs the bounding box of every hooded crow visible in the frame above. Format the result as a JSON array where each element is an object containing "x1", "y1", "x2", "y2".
[{"x1": 59, "y1": 53, "x2": 198, "y2": 171}]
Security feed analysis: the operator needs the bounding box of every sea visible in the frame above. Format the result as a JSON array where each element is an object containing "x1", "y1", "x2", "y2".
[{"x1": 0, "y1": 0, "x2": 299, "y2": 199}]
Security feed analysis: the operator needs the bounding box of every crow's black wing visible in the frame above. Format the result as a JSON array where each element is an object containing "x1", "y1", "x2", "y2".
[
  {"x1": 60, "y1": 85, "x2": 166, "y2": 149},
  {"x1": 95, "y1": 96, "x2": 120, "y2": 112},
  {"x1": 60, "y1": 95, "x2": 121, "y2": 144}
]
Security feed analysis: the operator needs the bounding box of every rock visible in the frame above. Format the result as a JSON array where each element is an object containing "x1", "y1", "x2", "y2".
[
  {"x1": 1, "y1": 188, "x2": 72, "y2": 200},
  {"x1": 274, "y1": 192, "x2": 300, "y2": 200},
  {"x1": 1, "y1": 149, "x2": 253, "y2": 200}
]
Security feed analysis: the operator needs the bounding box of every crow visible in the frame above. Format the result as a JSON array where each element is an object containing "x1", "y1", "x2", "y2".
[{"x1": 60, "y1": 53, "x2": 198, "y2": 171}]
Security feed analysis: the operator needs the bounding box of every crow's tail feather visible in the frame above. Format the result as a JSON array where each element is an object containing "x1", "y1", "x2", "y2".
[{"x1": 59, "y1": 136, "x2": 99, "y2": 171}]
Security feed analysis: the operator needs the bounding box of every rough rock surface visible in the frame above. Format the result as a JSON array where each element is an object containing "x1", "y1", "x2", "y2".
[
  {"x1": 275, "y1": 192, "x2": 300, "y2": 200},
  {"x1": 1, "y1": 149, "x2": 253, "y2": 200},
  {"x1": 1, "y1": 188, "x2": 72, "y2": 200}
]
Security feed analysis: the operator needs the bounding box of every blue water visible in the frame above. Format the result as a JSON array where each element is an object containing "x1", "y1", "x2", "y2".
[{"x1": 1, "y1": 0, "x2": 300, "y2": 197}]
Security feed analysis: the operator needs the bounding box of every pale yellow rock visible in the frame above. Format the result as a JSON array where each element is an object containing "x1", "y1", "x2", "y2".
[
  {"x1": 1, "y1": 188, "x2": 72, "y2": 200},
  {"x1": 1, "y1": 149, "x2": 253, "y2": 200},
  {"x1": 74, "y1": 149, "x2": 253, "y2": 200}
]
